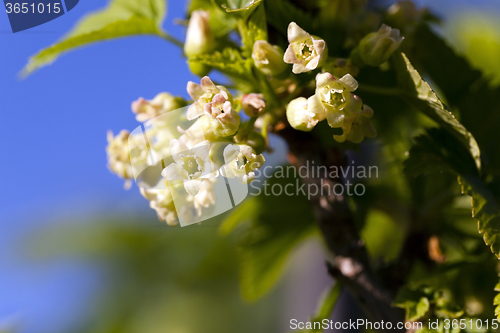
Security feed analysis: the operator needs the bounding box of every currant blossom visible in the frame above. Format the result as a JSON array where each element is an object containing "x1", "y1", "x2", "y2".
[
  {"x1": 203, "y1": 93, "x2": 240, "y2": 137},
  {"x1": 193, "y1": 179, "x2": 216, "y2": 216},
  {"x1": 140, "y1": 186, "x2": 178, "y2": 226},
  {"x1": 221, "y1": 144, "x2": 265, "y2": 184},
  {"x1": 284, "y1": 22, "x2": 327, "y2": 74},
  {"x1": 184, "y1": 10, "x2": 215, "y2": 57},
  {"x1": 286, "y1": 96, "x2": 326, "y2": 132},
  {"x1": 186, "y1": 76, "x2": 232, "y2": 120},
  {"x1": 310, "y1": 72, "x2": 362, "y2": 128},
  {"x1": 358, "y1": 24, "x2": 404, "y2": 66},
  {"x1": 333, "y1": 105, "x2": 377, "y2": 143},
  {"x1": 131, "y1": 93, "x2": 186, "y2": 122},
  {"x1": 161, "y1": 139, "x2": 214, "y2": 196},
  {"x1": 242, "y1": 93, "x2": 266, "y2": 117},
  {"x1": 252, "y1": 40, "x2": 287, "y2": 76},
  {"x1": 106, "y1": 130, "x2": 134, "y2": 188}
]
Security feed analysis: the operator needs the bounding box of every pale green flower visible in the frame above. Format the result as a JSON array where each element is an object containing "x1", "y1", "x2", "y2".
[{"x1": 161, "y1": 139, "x2": 214, "y2": 196}]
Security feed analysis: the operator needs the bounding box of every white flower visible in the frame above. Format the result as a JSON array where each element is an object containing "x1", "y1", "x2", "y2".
[
  {"x1": 140, "y1": 186, "x2": 178, "y2": 226},
  {"x1": 286, "y1": 96, "x2": 326, "y2": 132},
  {"x1": 203, "y1": 93, "x2": 240, "y2": 137},
  {"x1": 252, "y1": 40, "x2": 287, "y2": 76},
  {"x1": 358, "y1": 24, "x2": 404, "y2": 66},
  {"x1": 131, "y1": 93, "x2": 185, "y2": 122},
  {"x1": 310, "y1": 72, "x2": 362, "y2": 128},
  {"x1": 184, "y1": 10, "x2": 215, "y2": 57},
  {"x1": 221, "y1": 144, "x2": 265, "y2": 184},
  {"x1": 186, "y1": 76, "x2": 232, "y2": 120},
  {"x1": 284, "y1": 22, "x2": 327, "y2": 74},
  {"x1": 161, "y1": 139, "x2": 214, "y2": 196}
]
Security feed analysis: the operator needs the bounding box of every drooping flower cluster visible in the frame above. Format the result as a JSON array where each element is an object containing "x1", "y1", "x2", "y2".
[{"x1": 107, "y1": 74, "x2": 265, "y2": 226}]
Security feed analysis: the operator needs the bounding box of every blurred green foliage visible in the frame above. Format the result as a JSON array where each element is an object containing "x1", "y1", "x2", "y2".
[{"x1": 29, "y1": 217, "x2": 282, "y2": 333}]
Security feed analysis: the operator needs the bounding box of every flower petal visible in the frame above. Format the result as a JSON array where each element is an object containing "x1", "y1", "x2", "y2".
[
  {"x1": 184, "y1": 179, "x2": 202, "y2": 196},
  {"x1": 287, "y1": 22, "x2": 310, "y2": 43},
  {"x1": 339, "y1": 74, "x2": 359, "y2": 91},
  {"x1": 162, "y1": 163, "x2": 184, "y2": 181},
  {"x1": 187, "y1": 104, "x2": 203, "y2": 120},
  {"x1": 187, "y1": 82, "x2": 204, "y2": 101}
]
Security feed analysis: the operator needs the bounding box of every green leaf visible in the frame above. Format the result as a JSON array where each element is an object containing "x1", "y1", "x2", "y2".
[
  {"x1": 188, "y1": 47, "x2": 250, "y2": 79},
  {"x1": 393, "y1": 52, "x2": 481, "y2": 172},
  {"x1": 404, "y1": 128, "x2": 500, "y2": 258},
  {"x1": 22, "y1": 0, "x2": 169, "y2": 76},
  {"x1": 308, "y1": 283, "x2": 342, "y2": 333},
  {"x1": 412, "y1": 25, "x2": 500, "y2": 171},
  {"x1": 240, "y1": 3, "x2": 267, "y2": 57},
  {"x1": 220, "y1": 172, "x2": 317, "y2": 301},
  {"x1": 394, "y1": 287, "x2": 431, "y2": 321},
  {"x1": 264, "y1": 0, "x2": 313, "y2": 37},
  {"x1": 214, "y1": 0, "x2": 261, "y2": 14},
  {"x1": 395, "y1": 285, "x2": 463, "y2": 321}
]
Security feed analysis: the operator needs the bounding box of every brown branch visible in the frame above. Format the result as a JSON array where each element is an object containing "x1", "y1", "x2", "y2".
[{"x1": 278, "y1": 126, "x2": 405, "y2": 332}]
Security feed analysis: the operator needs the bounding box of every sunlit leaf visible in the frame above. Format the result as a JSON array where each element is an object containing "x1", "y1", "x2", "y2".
[
  {"x1": 22, "y1": 0, "x2": 170, "y2": 76},
  {"x1": 220, "y1": 173, "x2": 317, "y2": 301}
]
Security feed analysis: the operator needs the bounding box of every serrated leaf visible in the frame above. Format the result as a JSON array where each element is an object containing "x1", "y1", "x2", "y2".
[
  {"x1": 240, "y1": 3, "x2": 267, "y2": 57},
  {"x1": 220, "y1": 172, "x2": 317, "y2": 301},
  {"x1": 393, "y1": 52, "x2": 481, "y2": 172},
  {"x1": 22, "y1": 0, "x2": 168, "y2": 76},
  {"x1": 188, "y1": 47, "x2": 250, "y2": 79}
]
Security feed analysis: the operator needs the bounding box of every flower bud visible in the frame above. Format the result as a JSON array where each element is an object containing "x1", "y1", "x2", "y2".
[
  {"x1": 184, "y1": 10, "x2": 216, "y2": 57},
  {"x1": 204, "y1": 93, "x2": 240, "y2": 137},
  {"x1": 241, "y1": 93, "x2": 267, "y2": 117},
  {"x1": 140, "y1": 186, "x2": 178, "y2": 226},
  {"x1": 131, "y1": 93, "x2": 186, "y2": 122},
  {"x1": 286, "y1": 96, "x2": 326, "y2": 132},
  {"x1": 284, "y1": 22, "x2": 328, "y2": 74},
  {"x1": 252, "y1": 40, "x2": 287, "y2": 76},
  {"x1": 358, "y1": 24, "x2": 404, "y2": 66}
]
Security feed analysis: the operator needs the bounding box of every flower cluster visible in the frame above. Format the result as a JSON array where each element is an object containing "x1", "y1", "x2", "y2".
[
  {"x1": 107, "y1": 74, "x2": 265, "y2": 226},
  {"x1": 106, "y1": 8, "x2": 408, "y2": 225}
]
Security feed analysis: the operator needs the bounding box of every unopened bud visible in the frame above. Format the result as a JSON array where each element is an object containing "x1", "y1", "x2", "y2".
[
  {"x1": 242, "y1": 93, "x2": 267, "y2": 117},
  {"x1": 252, "y1": 40, "x2": 287, "y2": 76},
  {"x1": 204, "y1": 93, "x2": 240, "y2": 137},
  {"x1": 358, "y1": 24, "x2": 404, "y2": 66},
  {"x1": 184, "y1": 10, "x2": 215, "y2": 57}
]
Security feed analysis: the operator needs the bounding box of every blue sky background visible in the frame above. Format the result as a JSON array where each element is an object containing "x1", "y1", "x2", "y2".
[{"x1": 1, "y1": 0, "x2": 500, "y2": 332}]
